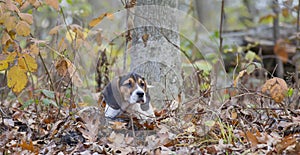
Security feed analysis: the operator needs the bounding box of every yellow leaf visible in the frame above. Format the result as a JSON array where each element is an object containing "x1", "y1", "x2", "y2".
[
  {"x1": 6, "y1": 52, "x2": 17, "y2": 63},
  {"x1": 233, "y1": 70, "x2": 247, "y2": 87},
  {"x1": 66, "y1": 30, "x2": 75, "y2": 42},
  {"x1": 19, "y1": 13, "x2": 33, "y2": 24},
  {"x1": 282, "y1": 8, "x2": 290, "y2": 18},
  {"x1": 44, "y1": 0, "x2": 59, "y2": 11},
  {"x1": 0, "y1": 60, "x2": 8, "y2": 71},
  {"x1": 18, "y1": 54, "x2": 38, "y2": 72},
  {"x1": 16, "y1": 21, "x2": 31, "y2": 36},
  {"x1": 89, "y1": 13, "x2": 111, "y2": 27},
  {"x1": 7, "y1": 66, "x2": 28, "y2": 93},
  {"x1": 15, "y1": 0, "x2": 23, "y2": 5},
  {"x1": 259, "y1": 14, "x2": 276, "y2": 23},
  {"x1": 4, "y1": 15, "x2": 17, "y2": 32}
]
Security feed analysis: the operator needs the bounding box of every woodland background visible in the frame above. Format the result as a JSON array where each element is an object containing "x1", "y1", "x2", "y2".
[{"x1": 1, "y1": 0, "x2": 300, "y2": 154}]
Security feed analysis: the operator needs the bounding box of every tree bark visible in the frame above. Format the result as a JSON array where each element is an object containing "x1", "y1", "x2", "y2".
[
  {"x1": 273, "y1": 0, "x2": 284, "y2": 78},
  {"x1": 130, "y1": 0, "x2": 181, "y2": 109}
]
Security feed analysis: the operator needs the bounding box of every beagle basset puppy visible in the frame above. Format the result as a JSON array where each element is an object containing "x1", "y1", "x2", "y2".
[{"x1": 102, "y1": 72, "x2": 155, "y2": 121}]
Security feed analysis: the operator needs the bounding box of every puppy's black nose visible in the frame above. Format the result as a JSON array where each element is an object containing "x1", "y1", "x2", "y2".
[{"x1": 136, "y1": 91, "x2": 144, "y2": 97}]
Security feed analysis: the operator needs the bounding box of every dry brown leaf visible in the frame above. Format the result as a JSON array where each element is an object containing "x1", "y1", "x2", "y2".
[
  {"x1": 4, "y1": 15, "x2": 16, "y2": 32},
  {"x1": 55, "y1": 58, "x2": 83, "y2": 87},
  {"x1": 6, "y1": 0, "x2": 20, "y2": 13},
  {"x1": 142, "y1": 33, "x2": 149, "y2": 47},
  {"x1": 276, "y1": 135, "x2": 296, "y2": 154},
  {"x1": 29, "y1": 44, "x2": 39, "y2": 55},
  {"x1": 18, "y1": 13, "x2": 33, "y2": 24},
  {"x1": 55, "y1": 58, "x2": 68, "y2": 77},
  {"x1": 274, "y1": 39, "x2": 292, "y2": 63},
  {"x1": 246, "y1": 131, "x2": 258, "y2": 148},
  {"x1": 233, "y1": 70, "x2": 247, "y2": 87},
  {"x1": 19, "y1": 140, "x2": 38, "y2": 153},
  {"x1": 262, "y1": 77, "x2": 288, "y2": 103},
  {"x1": 16, "y1": 20, "x2": 31, "y2": 36},
  {"x1": 49, "y1": 25, "x2": 63, "y2": 35},
  {"x1": 44, "y1": 0, "x2": 59, "y2": 11},
  {"x1": 107, "y1": 132, "x2": 125, "y2": 146},
  {"x1": 89, "y1": 13, "x2": 112, "y2": 27},
  {"x1": 110, "y1": 121, "x2": 127, "y2": 130},
  {"x1": 19, "y1": 1, "x2": 30, "y2": 10}
]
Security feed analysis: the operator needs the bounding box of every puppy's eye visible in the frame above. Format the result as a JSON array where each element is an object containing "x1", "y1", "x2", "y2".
[
  {"x1": 124, "y1": 81, "x2": 133, "y2": 87},
  {"x1": 140, "y1": 82, "x2": 145, "y2": 87}
]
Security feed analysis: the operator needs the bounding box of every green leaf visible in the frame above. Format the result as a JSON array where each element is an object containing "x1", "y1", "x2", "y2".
[
  {"x1": 252, "y1": 62, "x2": 262, "y2": 68},
  {"x1": 246, "y1": 64, "x2": 255, "y2": 74},
  {"x1": 21, "y1": 99, "x2": 34, "y2": 109},
  {"x1": 287, "y1": 88, "x2": 294, "y2": 97},
  {"x1": 204, "y1": 120, "x2": 215, "y2": 127},
  {"x1": 41, "y1": 89, "x2": 55, "y2": 99},
  {"x1": 245, "y1": 50, "x2": 256, "y2": 62},
  {"x1": 42, "y1": 98, "x2": 58, "y2": 107}
]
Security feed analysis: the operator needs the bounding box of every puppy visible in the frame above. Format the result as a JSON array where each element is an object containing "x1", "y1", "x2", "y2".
[{"x1": 102, "y1": 72, "x2": 155, "y2": 121}]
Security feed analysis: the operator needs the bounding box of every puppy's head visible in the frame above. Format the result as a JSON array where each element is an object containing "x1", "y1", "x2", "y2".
[
  {"x1": 102, "y1": 72, "x2": 151, "y2": 111},
  {"x1": 119, "y1": 73, "x2": 150, "y2": 106}
]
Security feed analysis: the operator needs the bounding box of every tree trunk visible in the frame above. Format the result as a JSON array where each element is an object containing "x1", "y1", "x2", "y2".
[{"x1": 129, "y1": 0, "x2": 181, "y2": 109}]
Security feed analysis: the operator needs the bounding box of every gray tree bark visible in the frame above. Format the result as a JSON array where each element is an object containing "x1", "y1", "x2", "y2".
[{"x1": 129, "y1": 0, "x2": 181, "y2": 109}]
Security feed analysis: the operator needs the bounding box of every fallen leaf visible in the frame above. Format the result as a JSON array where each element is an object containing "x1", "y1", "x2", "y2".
[
  {"x1": 19, "y1": 140, "x2": 38, "y2": 153},
  {"x1": 276, "y1": 135, "x2": 296, "y2": 154},
  {"x1": 246, "y1": 130, "x2": 258, "y2": 148},
  {"x1": 262, "y1": 77, "x2": 288, "y2": 103},
  {"x1": 110, "y1": 121, "x2": 127, "y2": 130}
]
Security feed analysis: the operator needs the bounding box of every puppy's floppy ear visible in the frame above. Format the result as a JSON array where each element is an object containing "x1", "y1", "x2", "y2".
[
  {"x1": 102, "y1": 82, "x2": 120, "y2": 110},
  {"x1": 140, "y1": 91, "x2": 151, "y2": 111}
]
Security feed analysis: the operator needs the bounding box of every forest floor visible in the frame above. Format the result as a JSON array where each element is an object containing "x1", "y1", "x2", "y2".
[{"x1": 1, "y1": 75, "x2": 300, "y2": 154}]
